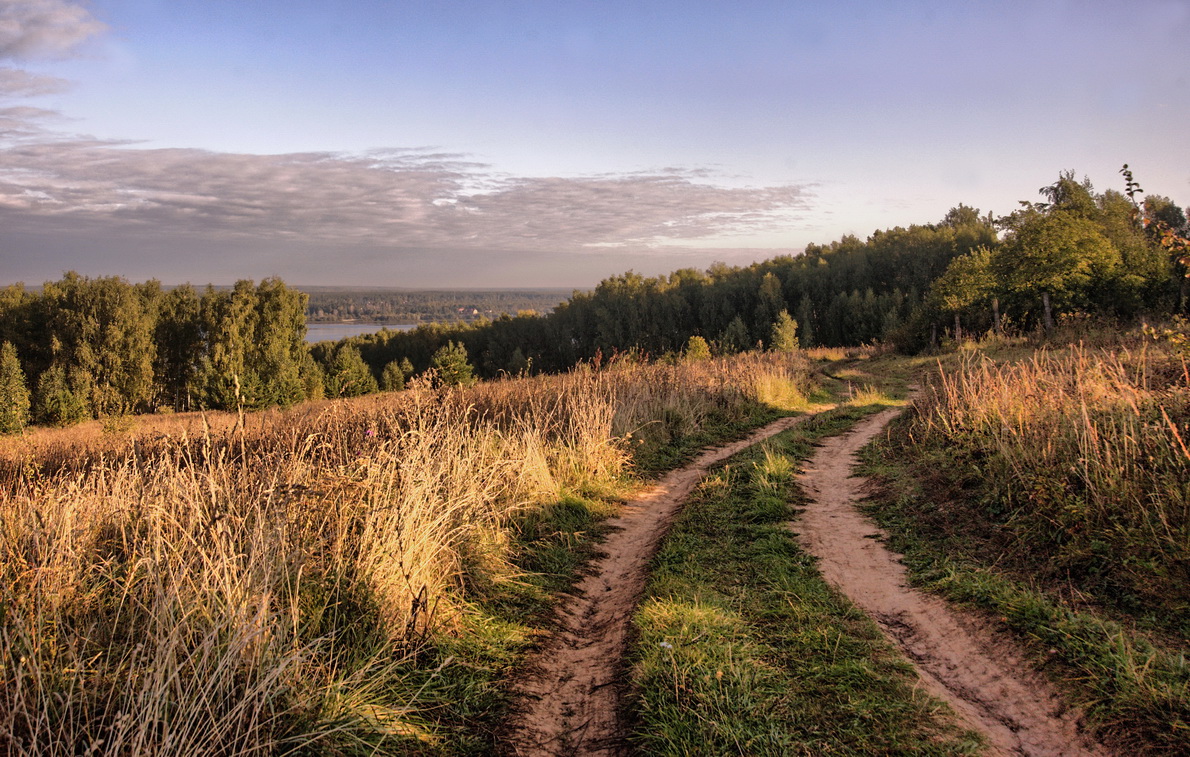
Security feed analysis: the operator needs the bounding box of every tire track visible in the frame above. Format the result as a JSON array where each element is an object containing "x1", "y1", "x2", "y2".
[
  {"x1": 502, "y1": 413, "x2": 816, "y2": 757},
  {"x1": 793, "y1": 408, "x2": 1110, "y2": 757}
]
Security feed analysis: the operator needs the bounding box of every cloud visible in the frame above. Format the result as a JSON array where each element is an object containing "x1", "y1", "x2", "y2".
[
  {"x1": 0, "y1": 66, "x2": 68, "y2": 95},
  {"x1": 0, "y1": 137, "x2": 813, "y2": 253},
  {"x1": 0, "y1": 1, "x2": 809, "y2": 282},
  {"x1": 0, "y1": 0, "x2": 106, "y2": 60}
]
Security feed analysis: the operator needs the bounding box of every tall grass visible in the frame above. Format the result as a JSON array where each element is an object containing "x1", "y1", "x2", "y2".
[
  {"x1": 0, "y1": 352, "x2": 810, "y2": 753},
  {"x1": 907, "y1": 341, "x2": 1190, "y2": 627}
]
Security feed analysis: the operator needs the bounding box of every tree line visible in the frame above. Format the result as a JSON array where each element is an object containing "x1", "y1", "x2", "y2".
[
  {"x1": 929, "y1": 169, "x2": 1188, "y2": 341},
  {"x1": 2, "y1": 168, "x2": 1186, "y2": 434},
  {"x1": 0, "y1": 276, "x2": 316, "y2": 429},
  {"x1": 325, "y1": 204, "x2": 999, "y2": 377}
]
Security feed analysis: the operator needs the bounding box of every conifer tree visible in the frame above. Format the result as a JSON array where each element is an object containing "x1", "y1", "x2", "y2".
[
  {"x1": 0, "y1": 342, "x2": 31, "y2": 434},
  {"x1": 299, "y1": 351, "x2": 325, "y2": 401},
  {"x1": 683, "y1": 335, "x2": 711, "y2": 361},
  {"x1": 325, "y1": 345, "x2": 378, "y2": 397},
  {"x1": 506, "y1": 347, "x2": 530, "y2": 376},
  {"x1": 251, "y1": 277, "x2": 308, "y2": 408},
  {"x1": 754, "y1": 272, "x2": 786, "y2": 342},
  {"x1": 717, "y1": 316, "x2": 750, "y2": 354},
  {"x1": 431, "y1": 341, "x2": 476, "y2": 387},
  {"x1": 381, "y1": 359, "x2": 407, "y2": 391},
  {"x1": 769, "y1": 310, "x2": 799, "y2": 352},
  {"x1": 36, "y1": 363, "x2": 89, "y2": 426},
  {"x1": 795, "y1": 296, "x2": 816, "y2": 348}
]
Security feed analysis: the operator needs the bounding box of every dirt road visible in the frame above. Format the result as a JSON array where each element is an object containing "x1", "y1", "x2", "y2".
[
  {"x1": 794, "y1": 408, "x2": 1109, "y2": 757},
  {"x1": 502, "y1": 413, "x2": 814, "y2": 757}
]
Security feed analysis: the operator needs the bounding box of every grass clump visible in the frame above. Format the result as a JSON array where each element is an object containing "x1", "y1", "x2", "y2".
[
  {"x1": 903, "y1": 340, "x2": 1190, "y2": 629},
  {"x1": 627, "y1": 405, "x2": 981, "y2": 756}
]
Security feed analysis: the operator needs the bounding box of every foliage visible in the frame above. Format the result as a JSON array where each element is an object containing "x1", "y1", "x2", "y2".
[
  {"x1": 717, "y1": 315, "x2": 750, "y2": 354},
  {"x1": 768, "y1": 309, "x2": 799, "y2": 352},
  {"x1": 0, "y1": 274, "x2": 314, "y2": 422},
  {"x1": 0, "y1": 342, "x2": 31, "y2": 434},
  {"x1": 331, "y1": 207, "x2": 998, "y2": 377},
  {"x1": 324, "y1": 344, "x2": 379, "y2": 397},
  {"x1": 920, "y1": 169, "x2": 1187, "y2": 341},
  {"x1": 34, "y1": 363, "x2": 90, "y2": 427},
  {"x1": 431, "y1": 340, "x2": 477, "y2": 387},
  {"x1": 993, "y1": 209, "x2": 1121, "y2": 321},
  {"x1": 37, "y1": 273, "x2": 157, "y2": 416},
  {"x1": 931, "y1": 247, "x2": 996, "y2": 322},
  {"x1": 1124, "y1": 164, "x2": 1190, "y2": 273},
  {"x1": 683, "y1": 335, "x2": 711, "y2": 361},
  {"x1": 380, "y1": 359, "x2": 408, "y2": 391}
]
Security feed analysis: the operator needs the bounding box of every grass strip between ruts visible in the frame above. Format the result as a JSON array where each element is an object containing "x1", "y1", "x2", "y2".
[{"x1": 626, "y1": 400, "x2": 984, "y2": 755}]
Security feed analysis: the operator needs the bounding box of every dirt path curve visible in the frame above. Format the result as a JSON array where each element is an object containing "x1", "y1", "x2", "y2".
[
  {"x1": 503, "y1": 413, "x2": 815, "y2": 757},
  {"x1": 794, "y1": 407, "x2": 1110, "y2": 757}
]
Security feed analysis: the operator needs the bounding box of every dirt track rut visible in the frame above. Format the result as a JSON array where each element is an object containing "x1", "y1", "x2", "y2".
[
  {"x1": 503, "y1": 414, "x2": 813, "y2": 756},
  {"x1": 793, "y1": 408, "x2": 1109, "y2": 757}
]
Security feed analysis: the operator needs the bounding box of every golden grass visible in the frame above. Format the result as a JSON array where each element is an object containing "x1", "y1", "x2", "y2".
[
  {"x1": 910, "y1": 338, "x2": 1190, "y2": 623},
  {"x1": 0, "y1": 351, "x2": 811, "y2": 753}
]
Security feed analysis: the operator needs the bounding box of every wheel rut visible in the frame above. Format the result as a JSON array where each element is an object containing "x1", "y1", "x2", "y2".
[
  {"x1": 793, "y1": 407, "x2": 1112, "y2": 757},
  {"x1": 502, "y1": 413, "x2": 815, "y2": 757}
]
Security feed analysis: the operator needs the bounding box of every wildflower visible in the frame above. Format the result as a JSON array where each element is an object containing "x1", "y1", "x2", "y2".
[{"x1": 659, "y1": 641, "x2": 673, "y2": 650}]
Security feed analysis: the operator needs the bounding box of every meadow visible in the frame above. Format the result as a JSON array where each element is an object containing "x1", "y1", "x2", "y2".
[{"x1": 0, "y1": 352, "x2": 812, "y2": 755}]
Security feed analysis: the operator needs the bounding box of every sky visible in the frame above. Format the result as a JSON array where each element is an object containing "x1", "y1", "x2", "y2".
[{"x1": 1, "y1": 0, "x2": 1188, "y2": 288}]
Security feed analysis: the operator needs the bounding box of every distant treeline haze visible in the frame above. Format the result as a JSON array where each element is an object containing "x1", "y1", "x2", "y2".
[
  {"x1": 303, "y1": 287, "x2": 571, "y2": 323},
  {"x1": 0, "y1": 170, "x2": 1186, "y2": 428}
]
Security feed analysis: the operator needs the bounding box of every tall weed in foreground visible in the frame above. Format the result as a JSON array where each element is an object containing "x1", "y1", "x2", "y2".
[
  {"x1": 906, "y1": 341, "x2": 1190, "y2": 627},
  {"x1": 0, "y1": 352, "x2": 812, "y2": 753}
]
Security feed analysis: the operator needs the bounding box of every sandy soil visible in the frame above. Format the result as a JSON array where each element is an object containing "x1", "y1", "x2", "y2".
[
  {"x1": 793, "y1": 408, "x2": 1111, "y2": 757},
  {"x1": 501, "y1": 414, "x2": 814, "y2": 757}
]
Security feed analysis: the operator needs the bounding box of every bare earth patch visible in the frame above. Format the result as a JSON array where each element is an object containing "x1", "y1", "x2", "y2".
[
  {"x1": 794, "y1": 408, "x2": 1111, "y2": 757},
  {"x1": 502, "y1": 414, "x2": 812, "y2": 756}
]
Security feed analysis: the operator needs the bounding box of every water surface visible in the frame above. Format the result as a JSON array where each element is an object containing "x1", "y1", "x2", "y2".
[{"x1": 305, "y1": 322, "x2": 415, "y2": 343}]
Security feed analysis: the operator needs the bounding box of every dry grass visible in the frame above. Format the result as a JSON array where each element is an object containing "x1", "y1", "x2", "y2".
[
  {"x1": 909, "y1": 340, "x2": 1190, "y2": 625},
  {"x1": 0, "y1": 352, "x2": 811, "y2": 754}
]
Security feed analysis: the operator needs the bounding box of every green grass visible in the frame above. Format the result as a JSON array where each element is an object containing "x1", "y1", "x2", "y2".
[{"x1": 626, "y1": 402, "x2": 982, "y2": 755}]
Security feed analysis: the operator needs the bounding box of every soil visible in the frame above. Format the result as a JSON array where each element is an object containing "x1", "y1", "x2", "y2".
[
  {"x1": 793, "y1": 408, "x2": 1111, "y2": 757},
  {"x1": 501, "y1": 414, "x2": 813, "y2": 757}
]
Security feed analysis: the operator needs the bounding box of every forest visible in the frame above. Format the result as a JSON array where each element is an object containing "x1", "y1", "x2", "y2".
[{"x1": 1, "y1": 168, "x2": 1187, "y2": 431}]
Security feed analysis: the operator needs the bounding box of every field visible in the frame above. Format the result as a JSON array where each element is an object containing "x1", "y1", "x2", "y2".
[{"x1": 4, "y1": 329, "x2": 1190, "y2": 755}]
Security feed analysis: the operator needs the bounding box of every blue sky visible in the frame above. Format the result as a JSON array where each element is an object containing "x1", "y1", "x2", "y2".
[{"x1": 2, "y1": 0, "x2": 1188, "y2": 287}]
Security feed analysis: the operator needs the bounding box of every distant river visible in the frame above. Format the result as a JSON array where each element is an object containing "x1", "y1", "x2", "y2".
[{"x1": 305, "y1": 322, "x2": 416, "y2": 343}]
